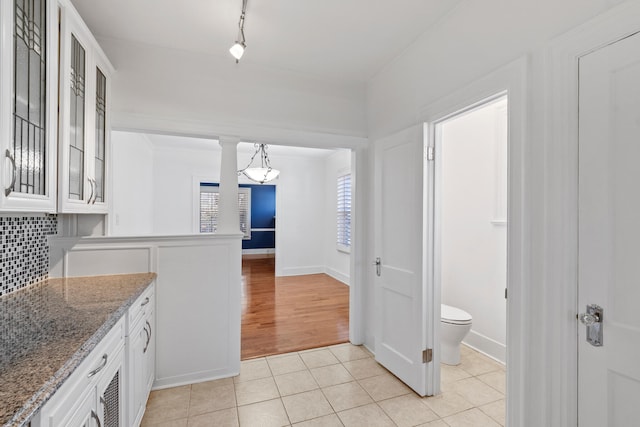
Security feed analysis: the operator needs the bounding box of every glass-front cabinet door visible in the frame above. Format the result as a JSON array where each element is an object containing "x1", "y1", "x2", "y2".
[
  {"x1": 58, "y1": 2, "x2": 112, "y2": 213},
  {"x1": 0, "y1": 0, "x2": 58, "y2": 212}
]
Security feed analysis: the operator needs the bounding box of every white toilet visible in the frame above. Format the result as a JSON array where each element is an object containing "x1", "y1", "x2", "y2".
[{"x1": 440, "y1": 304, "x2": 472, "y2": 365}]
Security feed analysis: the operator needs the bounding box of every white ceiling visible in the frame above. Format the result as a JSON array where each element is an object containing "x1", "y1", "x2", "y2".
[{"x1": 70, "y1": 0, "x2": 461, "y2": 82}]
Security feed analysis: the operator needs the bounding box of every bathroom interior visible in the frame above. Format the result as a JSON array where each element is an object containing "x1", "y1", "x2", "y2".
[{"x1": 437, "y1": 96, "x2": 508, "y2": 368}]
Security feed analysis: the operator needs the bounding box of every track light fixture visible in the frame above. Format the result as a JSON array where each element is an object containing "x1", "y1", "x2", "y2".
[
  {"x1": 230, "y1": 0, "x2": 248, "y2": 62},
  {"x1": 238, "y1": 144, "x2": 280, "y2": 184}
]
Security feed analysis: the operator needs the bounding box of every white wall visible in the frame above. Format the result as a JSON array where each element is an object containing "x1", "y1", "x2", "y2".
[
  {"x1": 151, "y1": 140, "x2": 219, "y2": 235},
  {"x1": 366, "y1": 0, "x2": 610, "y2": 139},
  {"x1": 110, "y1": 133, "x2": 348, "y2": 280},
  {"x1": 440, "y1": 100, "x2": 507, "y2": 362},
  {"x1": 273, "y1": 153, "x2": 326, "y2": 277},
  {"x1": 323, "y1": 150, "x2": 351, "y2": 285},
  {"x1": 364, "y1": 0, "x2": 617, "y2": 424},
  {"x1": 110, "y1": 132, "x2": 154, "y2": 236}
]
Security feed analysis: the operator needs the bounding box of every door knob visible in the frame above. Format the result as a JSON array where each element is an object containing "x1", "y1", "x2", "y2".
[
  {"x1": 579, "y1": 304, "x2": 603, "y2": 347},
  {"x1": 579, "y1": 312, "x2": 599, "y2": 326}
]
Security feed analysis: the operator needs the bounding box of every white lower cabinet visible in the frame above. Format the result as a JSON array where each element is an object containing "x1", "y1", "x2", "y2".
[
  {"x1": 35, "y1": 284, "x2": 155, "y2": 427},
  {"x1": 36, "y1": 319, "x2": 125, "y2": 427},
  {"x1": 64, "y1": 388, "x2": 97, "y2": 427},
  {"x1": 127, "y1": 286, "x2": 155, "y2": 427},
  {"x1": 97, "y1": 348, "x2": 125, "y2": 426},
  {"x1": 62, "y1": 347, "x2": 123, "y2": 427},
  {"x1": 130, "y1": 322, "x2": 146, "y2": 425}
]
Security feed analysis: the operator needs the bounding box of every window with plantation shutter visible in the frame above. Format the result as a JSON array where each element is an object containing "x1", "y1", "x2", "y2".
[
  {"x1": 200, "y1": 185, "x2": 251, "y2": 239},
  {"x1": 337, "y1": 173, "x2": 351, "y2": 252}
]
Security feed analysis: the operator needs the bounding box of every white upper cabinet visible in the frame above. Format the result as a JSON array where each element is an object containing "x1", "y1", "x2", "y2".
[
  {"x1": 58, "y1": 0, "x2": 113, "y2": 213},
  {"x1": 0, "y1": 0, "x2": 58, "y2": 212}
]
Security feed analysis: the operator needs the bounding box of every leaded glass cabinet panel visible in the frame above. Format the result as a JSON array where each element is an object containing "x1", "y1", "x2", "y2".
[
  {"x1": 94, "y1": 68, "x2": 107, "y2": 204},
  {"x1": 14, "y1": 0, "x2": 47, "y2": 196},
  {"x1": 0, "y1": 0, "x2": 57, "y2": 212},
  {"x1": 69, "y1": 34, "x2": 86, "y2": 201}
]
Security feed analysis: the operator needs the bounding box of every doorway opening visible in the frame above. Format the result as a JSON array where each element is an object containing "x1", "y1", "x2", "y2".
[
  {"x1": 432, "y1": 95, "x2": 508, "y2": 421},
  {"x1": 238, "y1": 143, "x2": 353, "y2": 360}
]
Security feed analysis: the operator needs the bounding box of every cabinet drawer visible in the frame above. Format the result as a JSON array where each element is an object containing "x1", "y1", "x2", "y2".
[
  {"x1": 128, "y1": 284, "x2": 154, "y2": 331},
  {"x1": 89, "y1": 317, "x2": 125, "y2": 371},
  {"x1": 38, "y1": 318, "x2": 124, "y2": 427}
]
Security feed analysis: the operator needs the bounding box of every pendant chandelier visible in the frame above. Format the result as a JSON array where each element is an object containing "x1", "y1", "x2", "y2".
[{"x1": 238, "y1": 144, "x2": 280, "y2": 184}]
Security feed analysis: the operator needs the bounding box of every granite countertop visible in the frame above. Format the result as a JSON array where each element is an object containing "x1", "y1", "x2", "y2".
[{"x1": 0, "y1": 273, "x2": 156, "y2": 427}]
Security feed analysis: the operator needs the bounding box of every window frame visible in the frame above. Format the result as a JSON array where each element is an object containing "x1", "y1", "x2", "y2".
[
  {"x1": 336, "y1": 171, "x2": 352, "y2": 253},
  {"x1": 196, "y1": 181, "x2": 251, "y2": 239}
]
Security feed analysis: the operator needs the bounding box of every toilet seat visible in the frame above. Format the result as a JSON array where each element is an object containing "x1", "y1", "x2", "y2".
[{"x1": 441, "y1": 304, "x2": 472, "y2": 325}]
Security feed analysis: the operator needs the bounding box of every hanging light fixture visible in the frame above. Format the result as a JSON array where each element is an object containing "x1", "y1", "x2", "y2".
[
  {"x1": 229, "y1": 0, "x2": 248, "y2": 62},
  {"x1": 238, "y1": 144, "x2": 280, "y2": 184}
]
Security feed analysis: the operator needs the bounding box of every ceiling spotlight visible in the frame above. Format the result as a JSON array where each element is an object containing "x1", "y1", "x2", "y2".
[
  {"x1": 229, "y1": 41, "x2": 246, "y2": 61},
  {"x1": 238, "y1": 144, "x2": 280, "y2": 184},
  {"x1": 230, "y1": 0, "x2": 247, "y2": 63}
]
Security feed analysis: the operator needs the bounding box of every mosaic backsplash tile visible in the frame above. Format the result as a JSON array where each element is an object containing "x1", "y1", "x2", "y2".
[{"x1": 0, "y1": 215, "x2": 58, "y2": 296}]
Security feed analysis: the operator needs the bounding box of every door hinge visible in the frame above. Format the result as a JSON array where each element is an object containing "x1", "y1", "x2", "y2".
[
  {"x1": 505, "y1": 288, "x2": 508, "y2": 299},
  {"x1": 427, "y1": 146, "x2": 435, "y2": 161},
  {"x1": 422, "y1": 348, "x2": 433, "y2": 363}
]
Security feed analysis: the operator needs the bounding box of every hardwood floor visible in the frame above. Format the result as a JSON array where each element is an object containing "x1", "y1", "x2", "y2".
[{"x1": 241, "y1": 257, "x2": 349, "y2": 360}]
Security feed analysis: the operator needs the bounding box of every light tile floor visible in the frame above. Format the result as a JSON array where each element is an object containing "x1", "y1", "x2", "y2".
[{"x1": 141, "y1": 344, "x2": 505, "y2": 427}]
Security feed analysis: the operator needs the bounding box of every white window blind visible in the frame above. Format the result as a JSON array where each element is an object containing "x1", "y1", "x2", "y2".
[
  {"x1": 337, "y1": 173, "x2": 352, "y2": 251},
  {"x1": 200, "y1": 185, "x2": 251, "y2": 239}
]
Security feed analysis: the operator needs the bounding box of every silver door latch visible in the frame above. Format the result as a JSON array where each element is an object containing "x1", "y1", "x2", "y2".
[
  {"x1": 373, "y1": 257, "x2": 381, "y2": 277},
  {"x1": 579, "y1": 304, "x2": 603, "y2": 347}
]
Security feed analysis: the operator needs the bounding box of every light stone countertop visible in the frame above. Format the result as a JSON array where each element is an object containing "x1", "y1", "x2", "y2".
[{"x1": 0, "y1": 273, "x2": 157, "y2": 427}]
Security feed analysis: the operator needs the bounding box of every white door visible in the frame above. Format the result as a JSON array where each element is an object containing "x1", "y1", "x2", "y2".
[
  {"x1": 578, "y1": 30, "x2": 640, "y2": 426},
  {"x1": 374, "y1": 125, "x2": 433, "y2": 396}
]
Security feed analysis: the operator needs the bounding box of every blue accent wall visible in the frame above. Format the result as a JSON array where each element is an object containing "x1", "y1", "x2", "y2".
[
  {"x1": 240, "y1": 184, "x2": 276, "y2": 250},
  {"x1": 201, "y1": 183, "x2": 276, "y2": 250}
]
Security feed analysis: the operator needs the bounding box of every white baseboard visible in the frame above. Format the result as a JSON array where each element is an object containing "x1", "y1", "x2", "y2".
[
  {"x1": 276, "y1": 265, "x2": 351, "y2": 284},
  {"x1": 324, "y1": 267, "x2": 350, "y2": 286},
  {"x1": 363, "y1": 343, "x2": 375, "y2": 356},
  {"x1": 153, "y1": 367, "x2": 238, "y2": 390},
  {"x1": 242, "y1": 248, "x2": 275, "y2": 255},
  {"x1": 463, "y1": 330, "x2": 506, "y2": 364},
  {"x1": 279, "y1": 266, "x2": 325, "y2": 276}
]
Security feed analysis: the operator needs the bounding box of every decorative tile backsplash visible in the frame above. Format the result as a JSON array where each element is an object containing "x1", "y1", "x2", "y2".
[{"x1": 0, "y1": 215, "x2": 58, "y2": 296}]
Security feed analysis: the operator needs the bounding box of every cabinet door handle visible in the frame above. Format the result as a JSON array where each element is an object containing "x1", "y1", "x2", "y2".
[
  {"x1": 91, "y1": 177, "x2": 97, "y2": 204},
  {"x1": 87, "y1": 177, "x2": 95, "y2": 204},
  {"x1": 143, "y1": 321, "x2": 152, "y2": 353},
  {"x1": 4, "y1": 149, "x2": 17, "y2": 197},
  {"x1": 142, "y1": 325, "x2": 149, "y2": 353},
  {"x1": 91, "y1": 178, "x2": 98, "y2": 204},
  {"x1": 140, "y1": 297, "x2": 150, "y2": 307},
  {"x1": 88, "y1": 354, "x2": 108, "y2": 378},
  {"x1": 91, "y1": 409, "x2": 102, "y2": 427}
]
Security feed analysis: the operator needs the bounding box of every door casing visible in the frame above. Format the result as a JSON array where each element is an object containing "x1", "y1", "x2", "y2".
[
  {"x1": 419, "y1": 58, "x2": 527, "y2": 426},
  {"x1": 431, "y1": 93, "x2": 509, "y2": 382}
]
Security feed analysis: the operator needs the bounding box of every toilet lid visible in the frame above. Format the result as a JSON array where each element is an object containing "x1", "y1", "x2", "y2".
[{"x1": 441, "y1": 304, "x2": 472, "y2": 324}]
